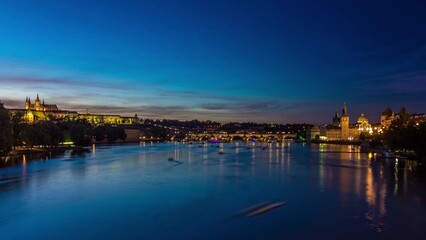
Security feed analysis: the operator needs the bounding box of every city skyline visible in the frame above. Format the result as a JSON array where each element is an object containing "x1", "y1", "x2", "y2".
[
  {"x1": 1, "y1": 0, "x2": 425, "y2": 123},
  {"x1": 3, "y1": 94, "x2": 415, "y2": 125}
]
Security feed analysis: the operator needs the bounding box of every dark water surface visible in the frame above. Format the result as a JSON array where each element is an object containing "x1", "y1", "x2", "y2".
[{"x1": 1, "y1": 142, "x2": 425, "y2": 239}]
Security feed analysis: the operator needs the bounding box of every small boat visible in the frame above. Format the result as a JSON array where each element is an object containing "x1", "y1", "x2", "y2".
[{"x1": 378, "y1": 150, "x2": 394, "y2": 158}]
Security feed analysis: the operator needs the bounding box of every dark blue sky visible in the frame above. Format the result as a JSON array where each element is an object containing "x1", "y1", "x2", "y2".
[{"x1": 0, "y1": 0, "x2": 425, "y2": 123}]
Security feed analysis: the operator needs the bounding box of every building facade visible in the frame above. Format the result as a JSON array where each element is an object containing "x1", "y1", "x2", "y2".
[
  {"x1": 307, "y1": 103, "x2": 372, "y2": 141},
  {"x1": 11, "y1": 95, "x2": 140, "y2": 125},
  {"x1": 380, "y1": 107, "x2": 426, "y2": 129}
]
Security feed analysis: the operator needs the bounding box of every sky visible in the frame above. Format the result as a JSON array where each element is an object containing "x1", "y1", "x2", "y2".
[{"x1": 0, "y1": 0, "x2": 425, "y2": 124}]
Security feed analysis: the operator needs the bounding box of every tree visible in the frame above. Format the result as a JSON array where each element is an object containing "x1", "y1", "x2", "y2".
[
  {"x1": 37, "y1": 121, "x2": 64, "y2": 147},
  {"x1": 412, "y1": 122, "x2": 426, "y2": 162},
  {"x1": 94, "y1": 126, "x2": 106, "y2": 142},
  {"x1": 104, "y1": 126, "x2": 126, "y2": 143},
  {"x1": 70, "y1": 123, "x2": 92, "y2": 146},
  {"x1": 359, "y1": 132, "x2": 367, "y2": 141},
  {"x1": 0, "y1": 104, "x2": 13, "y2": 156},
  {"x1": 384, "y1": 107, "x2": 414, "y2": 152},
  {"x1": 10, "y1": 111, "x2": 25, "y2": 148},
  {"x1": 18, "y1": 124, "x2": 36, "y2": 147}
]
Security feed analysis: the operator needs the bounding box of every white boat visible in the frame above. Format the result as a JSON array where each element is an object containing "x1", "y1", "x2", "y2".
[{"x1": 379, "y1": 150, "x2": 394, "y2": 158}]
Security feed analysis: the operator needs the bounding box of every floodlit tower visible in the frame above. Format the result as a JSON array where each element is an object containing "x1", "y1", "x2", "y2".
[
  {"x1": 34, "y1": 94, "x2": 41, "y2": 111},
  {"x1": 340, "y1": 102, "x2": 349, "y2": 140},
  {"x1": 25, "y1": 97, "x2": 31, "y2": 110}
]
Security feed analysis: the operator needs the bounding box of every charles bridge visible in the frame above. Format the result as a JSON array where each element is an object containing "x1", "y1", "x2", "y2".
[{"x1": 181, "y1": 132, "x2": 297, "y2": 142}]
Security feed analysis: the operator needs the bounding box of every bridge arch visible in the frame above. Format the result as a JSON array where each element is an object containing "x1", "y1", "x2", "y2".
[
  {"x1": 283, "y1": 135, "x2": 296, "y2": 139},
  {"x1": 263, "y1": 135, "x2": 279, "y2": 141},
  {"x1": 231, "y1": 135, "x2": 244, "y2": 141}
]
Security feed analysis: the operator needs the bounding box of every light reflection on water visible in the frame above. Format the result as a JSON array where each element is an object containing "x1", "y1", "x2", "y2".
[{"x1": 0, "y1": 142, "x2": 425, "y2": 239}]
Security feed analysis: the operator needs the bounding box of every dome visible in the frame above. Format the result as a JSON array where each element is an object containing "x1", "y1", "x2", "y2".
[{"x1": 357, "y1": 113, "x2": 368, "y2": 123}]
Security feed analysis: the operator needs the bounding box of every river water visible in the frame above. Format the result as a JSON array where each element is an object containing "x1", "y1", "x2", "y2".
[{"x1": 0, "y1": 142, "x2": 425, "y2": 239}]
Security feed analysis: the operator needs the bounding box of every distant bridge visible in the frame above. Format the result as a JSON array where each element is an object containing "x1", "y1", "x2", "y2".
[{"x1": 181, "y1": 133, "x2": 297, "y2": 142}]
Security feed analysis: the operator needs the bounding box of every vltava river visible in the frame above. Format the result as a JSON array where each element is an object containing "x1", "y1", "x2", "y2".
[{"x1": 0, "y1": 142, "x2": 425, "y2": 239}]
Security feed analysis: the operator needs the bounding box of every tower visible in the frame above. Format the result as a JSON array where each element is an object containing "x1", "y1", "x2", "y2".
[
  {"x1": 25, "y1": 97, "x2": 31, "y2": 110},
  {"x1": 34, "y1": 94, "x2": 41, "y2": 111},
  {"x1": 332, "y1": 110, "x2": 340, "y2": 126},
  {"x1": 340, "y1": 102, "x2": 349, "y2": 140},
  {"x1": 134, "y1": 113, "x2": 140, "y2": 124}
]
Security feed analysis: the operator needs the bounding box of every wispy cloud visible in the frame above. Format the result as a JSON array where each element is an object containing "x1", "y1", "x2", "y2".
[
  {"x1": 0, "y1": 75, "x2": 128, "y2": 90},
  {"x1": 0, "y1": 58, "x2": 360, "y2": 123},
  {"x1": 357, "y1": 70, "x2": 426, "y2": 94}
]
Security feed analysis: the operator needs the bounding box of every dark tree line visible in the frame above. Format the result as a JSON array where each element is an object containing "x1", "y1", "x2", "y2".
[
  {"x1": 17, "y1": 121, "x2": 65, "y2": 148},
  {"x1": 0, "y1": 110, "x2": 129, "y2": 156},
  {"x1": 93, "y1": 125, "x2": 127, "y2": 143},
  {"x1": 383, "y1": 107, "x2": 426, "y2": 161},
  {"x1": 0, "y1": 104, "x2": 13, "y2": 156}
]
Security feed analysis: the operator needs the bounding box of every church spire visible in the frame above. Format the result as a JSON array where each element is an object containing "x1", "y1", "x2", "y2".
[
  {"x1": 342, "y1": 102, "x2": 348, "y2": 116},
  {"x1": 36, "y1": 93, "x2": 40, "y2": 101}
]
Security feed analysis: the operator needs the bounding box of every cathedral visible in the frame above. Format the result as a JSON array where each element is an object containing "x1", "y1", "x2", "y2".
[
  {"x1": 11, "y1": 94, "x2": 140, "y2": 125},
  {"x1": 25, "y1": 94, "x2": 59, "y2": 112}
]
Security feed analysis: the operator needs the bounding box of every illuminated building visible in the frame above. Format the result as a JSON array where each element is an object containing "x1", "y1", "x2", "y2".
[
  {"x1": 307, "y1": 103, "x2": 372, "y2": 141},
  {"x1": 380, "y1": 107, "x2": 394, "y2": 129},
  {"x1": 25, "y1": 94, "x2": 59, "y2": 111},
  {"x1": 355, "y1": 113, "x2": 372, "y2": 133},
  {"x1": 10, "y1": 95, "x2": 140, "y2": 125},
  {"x1": 380, "y1": 107, "x2": 426, "y2": 129}
]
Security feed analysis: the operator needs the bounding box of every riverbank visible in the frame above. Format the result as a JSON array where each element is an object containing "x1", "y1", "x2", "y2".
[
  {"x1": 309, "y1": 139, "x2": 362, "y2": 145},
  {"x1": 8, "y1": 146, "x2": 74, "y2": 156}
]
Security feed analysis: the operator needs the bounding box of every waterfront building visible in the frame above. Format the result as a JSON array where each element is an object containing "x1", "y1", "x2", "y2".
[
  {"x1": 411, "y1": 113, "x2": 426, "y2": 125},
  {"x1": 355, "y1": 113, "x2": 372, "y2": 133},
  {"x1": 10, "y1": 95, "x2": 140, "y2": 125},
  {"x1": 380, "y1": 107, "x2": 395, "y2": 129},
  {"x1": 307, "y1": 103, "x2": 372, "y2": 141},
  {"x1": 306, "y1": 125, "x2": 320, "y2": 140},
  {"x1": 380, "y1": 107, "x2": 426, "y2": 128}
]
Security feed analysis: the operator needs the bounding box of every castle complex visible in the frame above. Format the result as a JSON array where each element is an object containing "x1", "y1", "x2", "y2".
[
  {"x1": 11, "y1": 95, "x2": 140, "y2": 125},
  {"x1": 25, "y1": 94, "x2": 59, "y2": 112}
]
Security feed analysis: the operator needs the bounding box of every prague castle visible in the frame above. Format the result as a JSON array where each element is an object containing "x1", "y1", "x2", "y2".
[
  {"x1": 11, "y1": 94, "x2": 140, "y2": 125},
  {"x1": 25, "y1": 94, "x2": 59, "y2": 112}
]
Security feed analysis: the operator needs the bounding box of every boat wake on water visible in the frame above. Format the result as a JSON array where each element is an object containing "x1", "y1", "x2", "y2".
[{"x1": 236, "y1": 201, "x2": 287, "y2": 217}]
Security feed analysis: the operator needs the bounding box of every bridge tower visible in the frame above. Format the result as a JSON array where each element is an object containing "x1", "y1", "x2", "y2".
[{"x1": 340, "y1": 102, "x2": 349, "y2": 140}]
